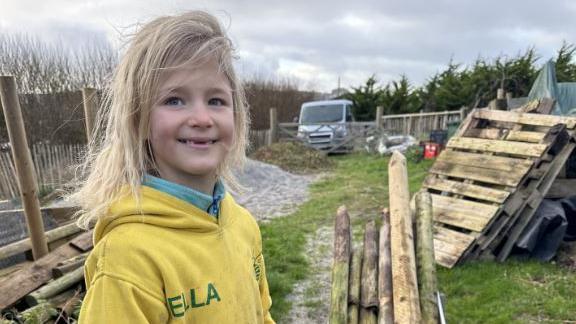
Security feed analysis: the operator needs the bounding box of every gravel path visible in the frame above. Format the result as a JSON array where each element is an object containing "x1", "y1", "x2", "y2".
[
  {"x1": 282, "y1": 225, "x2": 333, "y2": 324},
  {"x1": 234, "y1": 159, "x2": 333, "y2": 323}
]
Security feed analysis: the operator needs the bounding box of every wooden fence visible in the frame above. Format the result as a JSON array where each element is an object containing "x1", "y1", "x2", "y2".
[
  {"x1": 381, "y1": 108, "x2": 466, "y2": 138},
  {"x1": 248, "y1": 129, "x2": 270, "y2": 154},
  {"x1": 0, "y1": 144, "x2": 85, "y2": 201},
  {"x1": 249, "y1": 107, "x2": 468, "y2": 153}
]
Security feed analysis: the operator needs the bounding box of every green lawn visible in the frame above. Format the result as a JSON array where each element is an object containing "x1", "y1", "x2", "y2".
[{"x1": 260, "y1": 153, "x2": 576, "y2": 322}]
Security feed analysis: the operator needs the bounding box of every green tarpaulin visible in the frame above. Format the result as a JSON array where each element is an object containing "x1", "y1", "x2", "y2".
[{"x1": 528, "y1": 60, "x2": 576, "y2": 116}]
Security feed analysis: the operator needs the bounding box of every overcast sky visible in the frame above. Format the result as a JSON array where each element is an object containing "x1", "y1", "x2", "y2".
[{"x1": 0, "y1": 0, "x2": 574, "y2": 92}]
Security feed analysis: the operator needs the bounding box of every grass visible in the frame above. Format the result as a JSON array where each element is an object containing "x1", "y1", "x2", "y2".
[
  {"x1": 439, "y1": 260, "x2": 576, "y2": 323},
  {"x1": 259, "y1": 152, "x2": 576, "y2": 323}
]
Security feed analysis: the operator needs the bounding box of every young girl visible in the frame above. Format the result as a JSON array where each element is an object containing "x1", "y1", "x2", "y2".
[{"x1": 71, "y1": 11, "x2": 274, "y2": 323}]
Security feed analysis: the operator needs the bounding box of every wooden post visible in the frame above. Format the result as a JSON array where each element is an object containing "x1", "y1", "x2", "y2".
[
  {"x1": 388, "y1": 151, "x2": 421, "y2": 323},
  {"x1": 378, "y1": 208, "x2": 393, "y2": 324},
  {"x1": 267, "y1": 107, "x2": 278, "y2": 145},
  {"x1": 419, "y1": 110, "x2": 426, "y2": 138},
  {"x1": 375, "y1": 106, "x2": 383, "y2": 130},
  {"x1": 415, "y1": 192, "x2": 439, "y2": 324},
  {"x1": 459, "y1": 106, "x2": 466, "y2": 122},
  {"x1": 82, "y1": 88, "x2": 98, "y2": 144},
  {"x1": 0, "y1": 76, "x2": 48, "y2": 260},
  {"x1": 496, "y1": 88, "x2": 507, "y2": 110},
  {"x1": 348, "y1": 247, "x2": 362, "y2": 324},
  {"x1": 0, "y1": 221, "x2": 81, "y2": 261},
  {"x1": 359, "y1": 220, "x2": 378, "y2": 324},
  {"x1": 25, "y1": 266, "x2": 84, "y2": 306},
  {"x1": 330, "y1": 205, "x2": 351, "y2": 324}
]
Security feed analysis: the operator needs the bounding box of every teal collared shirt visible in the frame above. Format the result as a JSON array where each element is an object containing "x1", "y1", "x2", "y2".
[{"x1": 143, "y1": 174, "x2": 225, "y2": 218}]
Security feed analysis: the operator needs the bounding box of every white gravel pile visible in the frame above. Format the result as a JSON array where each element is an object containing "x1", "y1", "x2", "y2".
[{"x1": 232, "y1": 159, "x2": 317, "y2": 221}]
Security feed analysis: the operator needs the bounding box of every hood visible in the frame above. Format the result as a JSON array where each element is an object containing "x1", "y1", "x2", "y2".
[{"x1": 94, "y1": 186, "x2": 233, "y2": 245}]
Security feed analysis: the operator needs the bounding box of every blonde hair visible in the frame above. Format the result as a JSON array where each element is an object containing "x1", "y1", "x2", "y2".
[{"x1": 70, "y1": 11, "x2": 250, "y2": 228}]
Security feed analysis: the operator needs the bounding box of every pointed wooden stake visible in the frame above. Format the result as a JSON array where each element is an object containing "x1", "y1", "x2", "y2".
[
  {"x1": 330, "y1": 205, "x2": 351, "y2": 324},
  {"x1": 415, "y1": 192, "x2": 439, "y2": 324},
  {"x1": 388, "y1": 151, "x2": 421, "y2": 323}
]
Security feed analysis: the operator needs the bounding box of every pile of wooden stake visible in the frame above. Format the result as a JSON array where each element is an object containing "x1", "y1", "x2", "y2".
[{"x1": 330, "y1": 151, "x2": 442, "y2": 324}]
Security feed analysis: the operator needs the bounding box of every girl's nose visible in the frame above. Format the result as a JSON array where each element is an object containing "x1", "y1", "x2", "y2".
[{"x1": 186, "y1": 102, "x2": 214, "y2": 128}]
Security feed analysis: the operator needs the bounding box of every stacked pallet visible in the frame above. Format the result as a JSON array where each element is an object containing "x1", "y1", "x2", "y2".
[
  {"x1": 423, "y1": 105, "x2": 576, "y2": 268},
  {"x1": 0, "y1": 217, "x2": 91, "y2": 323}
]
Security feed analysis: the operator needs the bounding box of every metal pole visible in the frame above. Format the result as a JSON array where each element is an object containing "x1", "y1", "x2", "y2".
[{"x1": 0, "y1": 76, "x2": 48, "y2": 259}]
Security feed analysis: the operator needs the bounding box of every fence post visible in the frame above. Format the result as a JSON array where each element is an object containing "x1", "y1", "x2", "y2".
[
  {"x1": 415, "y1": 192, "x2": 439, "y2": 324},
  {"x1": 375, "y1": 106, "x2": 383, "y2": 130},
  {"x1": 0, "y1": 76, "x2": 48, "y2": 260},
  {"x1": 496, "y1": 88, "x2": 507, "y2": 110},
  {"x1": 267, "y1": 107, "x2": 278, "y2": 145},
  {"x1": 81, "y1": 88, "x2": 98, "y2": 143},
  {"x1": 389, "y1": 152, "x2": 421, "y2": 323},
  {"x1": 459, "y1": 106, "x2": 466, "y2": 121},
  {"x1": 330, "y1": 205, "x2": 351, "y2": 324}
]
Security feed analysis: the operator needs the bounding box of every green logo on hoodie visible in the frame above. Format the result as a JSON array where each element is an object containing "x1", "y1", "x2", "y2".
[{"x1": 167, "y1": 283, "x2": 221, "y2": 318}]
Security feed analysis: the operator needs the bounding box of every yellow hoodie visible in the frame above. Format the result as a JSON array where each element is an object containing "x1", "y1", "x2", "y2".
[{"x1": 79, "y1": 186, "x2": 274, "y2": 323}]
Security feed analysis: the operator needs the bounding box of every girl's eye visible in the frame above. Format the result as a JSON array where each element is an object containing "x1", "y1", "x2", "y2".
[
  {"x1": 208, "y1": 98, "x2": 226, "y2": 106},
  {"x1": 164, "y1": 97, "x2": 184, "y2": 106}
]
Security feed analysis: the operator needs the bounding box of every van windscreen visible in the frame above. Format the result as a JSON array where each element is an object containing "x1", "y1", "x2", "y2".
[{"x1": 300, "y1": 104, "x2": 344, "y2": 124}]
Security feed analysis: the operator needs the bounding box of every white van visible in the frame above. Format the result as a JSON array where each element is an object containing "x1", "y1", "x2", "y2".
[{"x1": 297, "y1": 99, "x2": 354, "y2": 151}]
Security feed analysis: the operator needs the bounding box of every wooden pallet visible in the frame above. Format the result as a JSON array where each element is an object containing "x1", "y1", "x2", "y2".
[{"x1": 425, "y1": 107, "x2": 576, "y2": 268}]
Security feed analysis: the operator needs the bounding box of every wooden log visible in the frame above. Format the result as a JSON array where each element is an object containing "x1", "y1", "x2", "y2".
[
  {"x1": 378, "y1": 208, "x2": 393, "y2": 324},
  {"x1": 0, "y1": 230, "x2": 93, "y2": 309},
  {"x1": 52, "y1": 252, "x2": 88, "y2": 278},
  {"x1": 359, "y1": 220, "x2": 378, "y2": 324},
  {"x1": 388, "y1": 151, "x2": 421, "y2": 323},
  {"x1": 330, "y1": 205, "x2": 351, "y2": 324},
  {"x1": 0, "y1": 76, "x2": 48, "y2": 260},
  {"x1": 25, "y1": 266, "x2": 84, "y2": 306},
  {"x1": 348, "y1": 247, "x2": 362, "y2": 324},
  {"x1": 415, "y1": 192, "x2": 439, "y2": 324},
  {"x1": 19, "y1": 301, "x2": 58, "y2": 323},
  {"x1": 0, "y1": 222, "x2": 82, "y2": 261}
]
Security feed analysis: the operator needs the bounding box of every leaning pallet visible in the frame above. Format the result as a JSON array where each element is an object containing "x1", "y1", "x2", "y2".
[
  {"x1": 330, "y1": 152, "x2": 440, "y2": 324},
  {"x1": 422, "y1": 106, "x2": 576, "y2": 268}
]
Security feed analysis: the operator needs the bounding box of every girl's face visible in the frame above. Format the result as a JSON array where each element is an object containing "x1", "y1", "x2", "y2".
[{"x1": 149, "y1": 59, "x2": 235, "y2": 192}]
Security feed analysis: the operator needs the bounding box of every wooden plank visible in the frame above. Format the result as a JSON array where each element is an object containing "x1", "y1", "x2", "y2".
[
  {"x1": 423, "y1": 177, "x2": 510, "y2": 203},
  {"x1": 506, "y1": 131, "x2": 546, "y2": 143},
  {"x1": 464, "y1": 128, "x2": 505, "y2": 140},
  {"x1": 431, "y1": 194, "x2": 499, "y2": 232},
  {"x1": 447, "y1": 137, "x2": 548, "y2": 157},
  {"x1": 436, "y1": 150, "x2": 533, "y2": 172},
  {"x1": 545, "y1": 179, "x2": 576, "y2": 198},
  {"x1": 475, "y1": 109, "x2": 576, "y2": 129},
  {"x1": 0, "y1": 230, "x2": 93, "y2": 309},
  {"x1": 433, "y1": 226, "x2": 475, "y2": 268},
  {"x1": 430, "y1": 161, "x2": 526, "y2": 187}
]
